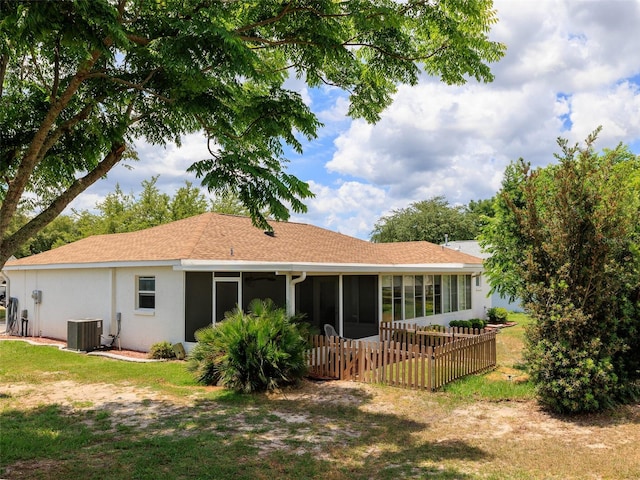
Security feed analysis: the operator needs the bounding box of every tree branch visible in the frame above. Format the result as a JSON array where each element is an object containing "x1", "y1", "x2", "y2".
[
  {"x1": 236, "y1": 4, "x2": 349, "y2": 34},
  {"x1": 0, "y1": 48, "x2": 103, "y2": 239},
  {"x1": 126, "y1": 34, "x2": 151, "y2": 46},
  {"x1": 0, "y1": 52, "x2": 7, "y2": 97},
  {"x1": 235, "y1": 3, "x2": 293, "y2": 34},
  {"x1": 51, "y1": 36, "x2": 61, "y2": 102},
  {"x1": 343, "y1": 42, "x2": 449, "y2": 62},
  {"x1": 28, "y1": 46, "x2": 51, "y2": 93},
  {"x1": 87, "y1": 71, "x2": 171, "y2": 102},
  {"x1": 0, "y1": 142, "x2": 126, "y2": 268},
  {"x1": 240, "y1": 36, "x2": 320, "y2": 48},
  {"x1": 37, "y1": 100, "x2": 101, "y2": 163},
  {"x1": 241, "y1": 34, "x2": 448, "y2": 63}
]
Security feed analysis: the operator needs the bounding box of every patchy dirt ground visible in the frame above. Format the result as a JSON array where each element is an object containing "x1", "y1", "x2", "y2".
[
  {"x1": 2, "y1": 337, "x2": 639, "y2": 479},
  {"x1": 4, "y1": 377, "x2": 638, "y2": 454}
]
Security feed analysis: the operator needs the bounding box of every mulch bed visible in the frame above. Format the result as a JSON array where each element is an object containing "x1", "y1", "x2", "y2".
[{"x1": 485, "y1": 322, "x2": 518, "y2": 329}]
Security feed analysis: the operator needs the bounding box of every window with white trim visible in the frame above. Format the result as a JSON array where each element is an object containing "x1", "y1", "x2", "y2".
[{"x1": 137, "y1": 276, "x2": 156, "y2": 309}]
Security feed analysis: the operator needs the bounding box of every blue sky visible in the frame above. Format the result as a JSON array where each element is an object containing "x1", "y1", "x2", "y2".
[{"x1": 71, "y1": 0, "x2": 640, "y2": 240}]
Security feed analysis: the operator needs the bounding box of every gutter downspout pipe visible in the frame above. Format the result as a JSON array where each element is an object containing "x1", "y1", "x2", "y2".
[{"x1": 289, "y1": 272, "x2": 307, "y2": 316}]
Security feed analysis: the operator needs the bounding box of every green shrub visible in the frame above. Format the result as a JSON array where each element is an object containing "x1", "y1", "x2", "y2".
[
  {"x1": 0, "y1": 308, "x2": 5, "y2": 321},
  {"x1": 487, "y1": 307, "x2": 509, "y2": 324},
  {"x1": 449, "y1": 319, "x2": 487, "y2": 330},
  {"x1": 188, "y1": 299, "x2": 310, "y2": 393},
  {"x1": 469, "y1": 318, "x2": 487, "y2": 329},
  {"x1": 449, "y1": 320, "x2": 471, "y2": 328},
  {"x1": 148, "y1": 341, "x2": 176, "y2": 359},
  {"x1": 527, "y1": 336, "x2": 619, "y2": 413}
]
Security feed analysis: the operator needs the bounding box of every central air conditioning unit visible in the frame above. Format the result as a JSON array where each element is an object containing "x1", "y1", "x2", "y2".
[{"x1": 67, "y1": 319, "x2": 103, "y2": 352}]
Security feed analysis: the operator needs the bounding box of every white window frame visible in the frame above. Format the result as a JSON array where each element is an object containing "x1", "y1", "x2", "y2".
[{"x1": 136, "y1": 275, "x2": 156, "y2": 311}]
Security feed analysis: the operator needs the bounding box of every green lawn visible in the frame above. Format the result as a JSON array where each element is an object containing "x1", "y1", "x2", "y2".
[{"x1": 1, "y1": 312, "x2": 638, "y2": 480}]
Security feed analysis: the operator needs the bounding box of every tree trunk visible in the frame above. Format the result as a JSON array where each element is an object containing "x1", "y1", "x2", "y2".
[{"x1": 0, "y1": 143, "x2": 125, "y2": 270}]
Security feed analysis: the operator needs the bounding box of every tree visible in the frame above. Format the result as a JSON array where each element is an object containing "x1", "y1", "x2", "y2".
[
  {"x1": 481, "y1": 130, "x2": 640, "y2": 413},
  {"x1": 94, "y1": 184, "x2": 136, "y2": 234},
  {"x1": 6, "y1": 177, "x2": 216, "y2": 255},
  {"x1": 465, "y1": 197, "x2": 495, "y2": 230},
  {"x1": 210, "y1": 190, "x2": 251, "y2": 216},
  {"x1": 170, "y1": 181, "x2": 209, "y2": 221},
  {"x1": 5, "y1": 207, "x2": 88, "y2": 258},
  {"x1": 0, "y1": 0, "x2": 505, "y2": 269},
  {"x1": 129, "y1": 176, "x2": 171, "y2": 230},
  {"x1": 370, "y1": 196, "x2": 482, "y2": 243}
]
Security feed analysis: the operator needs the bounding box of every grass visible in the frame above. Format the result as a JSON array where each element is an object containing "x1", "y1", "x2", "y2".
[
  {"x1": 0, "y1": 341, "x2": 197, "y2": 395},
  {"x1": 1, "y1": 312, "x2": 639, "y2": 479},
  {"x1": 443, "y1": 313, "x2": 535, "y2": 402}
]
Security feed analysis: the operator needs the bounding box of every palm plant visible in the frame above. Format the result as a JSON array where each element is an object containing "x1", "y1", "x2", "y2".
[{"x1": 188, "y1": 299, "x2": 310, "y2": 392}]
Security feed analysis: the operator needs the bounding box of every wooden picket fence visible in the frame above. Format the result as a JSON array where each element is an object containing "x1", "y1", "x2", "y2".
[
  {"x1": 379, "y1": 321, "x2": 489, "y2": 346},
  {"x1": 307, "y1": 323, "x2": 496, "y2": 391}
]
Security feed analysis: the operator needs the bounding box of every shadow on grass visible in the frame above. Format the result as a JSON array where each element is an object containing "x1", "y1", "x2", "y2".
[
  {"x1": 0, "y1": 381, "x2": 491, "y2": 480},
  {"x1": 541, "y1": 401, "x2": 640, "y2": 429}
]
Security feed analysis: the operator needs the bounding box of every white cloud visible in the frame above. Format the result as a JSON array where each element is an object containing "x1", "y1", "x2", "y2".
[
  {"x1": 313, "y1": 0, "x2": 640, "y2": 238},
  {"x1": 292, "y1": 181, "x2": 388, "y2": 238},
  {"x1": 568, "y1": 81, "x2": 640, "y2": 144}
]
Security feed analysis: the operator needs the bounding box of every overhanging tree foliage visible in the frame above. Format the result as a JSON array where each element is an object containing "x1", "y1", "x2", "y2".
[
  {"x1": 0, "y1": 0, "x2": 505, "y2": 269},
  {"x1": 481, "y1": 130, "x2": 640, "y2": 413}
]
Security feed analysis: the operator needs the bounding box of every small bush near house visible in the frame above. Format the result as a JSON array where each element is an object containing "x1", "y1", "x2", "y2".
[
  {"x1": 448, "y1": 320, "x2": 468, "y2": 328},
  {"x1": 470, "y1": 318, "x2": 487, "y2": 329},
  {"x1": 449, "y1": 319, "x2": 487, "y2": 330},
  {"x1": 188, "y1": 299, "x2": 311, "y2": 393},
  {"x1": 148, "y1": 341, "x2": 176, "y2": 359},
  {"x1": 487, "y1": 307, "x2": 509, "y2": 324}
]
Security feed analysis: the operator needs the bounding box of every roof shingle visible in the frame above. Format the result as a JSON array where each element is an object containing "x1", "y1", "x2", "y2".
[{"x1": 5, "y1": 213, "x2": 482, "y2": 267}]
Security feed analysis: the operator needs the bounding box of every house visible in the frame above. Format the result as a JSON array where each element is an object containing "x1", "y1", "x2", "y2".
[
  {"x1": 443, "y1": 240, "x2": 523, "y2": 312},
  {"x1": 2, "y1": 213, "x2": 488, "y2": 352}
]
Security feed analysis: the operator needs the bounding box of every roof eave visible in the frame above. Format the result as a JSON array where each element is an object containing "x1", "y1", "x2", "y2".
[
  {"x1": 175, "y1": 260, "x2": 483, "y2": 273},
  {"x1": 3, "y1": 260, "x2": 182, "y2": 271},
  {"x1": 3, "y1": 259, "x2": 482, "y2": 273}
]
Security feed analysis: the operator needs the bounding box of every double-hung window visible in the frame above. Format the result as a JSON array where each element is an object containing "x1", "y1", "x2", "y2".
[{"x1": 137, "y1": 276, "x2": 156, "y2": 309}]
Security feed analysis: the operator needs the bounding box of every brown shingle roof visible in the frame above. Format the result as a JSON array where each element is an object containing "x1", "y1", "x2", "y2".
[{"x1": 5, "y1": 213, "x2": 481, "y2": 267}]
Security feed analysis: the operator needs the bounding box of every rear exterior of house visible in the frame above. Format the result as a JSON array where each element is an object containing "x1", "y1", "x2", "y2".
[{"x1": 2, "y1": 213, "x2": 488, "y2": 352}]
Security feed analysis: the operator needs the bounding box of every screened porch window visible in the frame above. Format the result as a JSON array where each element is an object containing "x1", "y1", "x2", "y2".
[{"x1": 381, "y1": 274, "x2": 471, "y2": 322}]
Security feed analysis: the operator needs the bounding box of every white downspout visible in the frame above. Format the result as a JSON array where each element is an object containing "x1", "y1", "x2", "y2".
[{"x1": 289, "y1": 272, "x2": 307, "y2": 316}]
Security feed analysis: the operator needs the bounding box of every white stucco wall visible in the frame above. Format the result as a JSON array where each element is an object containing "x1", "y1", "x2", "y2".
[
  {"x1": 4, "y1": 266, "x2": 185, "y2": 352},
  {"x1": 113, "y1": 267, "x2": 185, "y2": 352},
  {"x1": 473, "y1": 274, "x2": 492, "y2": 319},
  {"x1": 5, "y1": 268, "x2": 112, "y2": 340},
  {"x1": 4, "y1": 265, "x2": 490, "y2": 351}
]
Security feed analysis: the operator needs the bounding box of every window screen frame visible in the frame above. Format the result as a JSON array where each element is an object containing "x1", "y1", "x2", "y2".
[{"x1": 137, "y1": 275, "x2": 156, "y2": 310}]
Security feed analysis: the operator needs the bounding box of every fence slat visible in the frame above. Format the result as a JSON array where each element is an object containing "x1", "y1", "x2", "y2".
[{"x1": 307, "y1": 326, "x2": 496, "y2": 390}]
